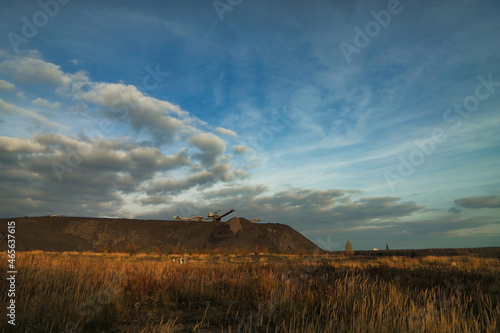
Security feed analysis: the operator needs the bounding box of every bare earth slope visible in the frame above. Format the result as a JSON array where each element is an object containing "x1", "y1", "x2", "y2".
[{"x1": 0, "y1": 216, "x2": 319, "y2": 253}]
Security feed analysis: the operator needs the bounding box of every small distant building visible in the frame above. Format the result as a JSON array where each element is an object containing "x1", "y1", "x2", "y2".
[{"x1": 373, "y1": 248, "x2": 379, "y2": 251}]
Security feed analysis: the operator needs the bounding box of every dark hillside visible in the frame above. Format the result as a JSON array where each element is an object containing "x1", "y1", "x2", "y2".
[{"x1": 0, "y1": 216, "x2": 319, "y2": 253}]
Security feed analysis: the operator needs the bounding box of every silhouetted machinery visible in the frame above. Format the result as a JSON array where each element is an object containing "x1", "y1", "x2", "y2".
[
  {"x1": 208, "y1": 209, "x2": 235, "y2": 222},
  {"x1": 174, "y1": 209, "x2": 235, "y2": 222},
  {"x1": 172, "y1": 215, "x2": 204, "y2": 222}
]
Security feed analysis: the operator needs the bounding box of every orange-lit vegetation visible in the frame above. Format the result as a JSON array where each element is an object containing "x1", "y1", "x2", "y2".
[{"x1": 1, "y1": 251, "x2": 499, "y2": 332}]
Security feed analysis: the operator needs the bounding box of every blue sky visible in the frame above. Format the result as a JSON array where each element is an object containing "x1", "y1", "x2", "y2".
[{"x1": 0, "y1": 0, "x2": 499, "y2": 250}]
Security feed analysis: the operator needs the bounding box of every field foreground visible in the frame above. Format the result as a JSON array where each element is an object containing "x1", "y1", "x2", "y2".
[{"x1": 1, "y1": 251, "x2": 499, "y2": 332}]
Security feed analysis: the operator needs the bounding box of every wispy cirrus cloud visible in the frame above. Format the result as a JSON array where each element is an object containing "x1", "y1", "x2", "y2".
[
  {"x1": 0, "y1": 98, "x2": 61, "y2": 129},
  {"x1": 32, "y1": 97, "x2": 61, "y2": 109}
]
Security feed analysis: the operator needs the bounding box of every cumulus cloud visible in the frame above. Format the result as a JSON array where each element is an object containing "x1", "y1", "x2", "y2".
[
  {"x1": 142, "y1": 163, "x2": 243, "y2": 196},
  {"x1": 0, "y1": 136, "x2": 45, "y2": 153},
  {"x1": 190, "y1": 132, "x2": 226, "y2": 152},
  {"x1": 189, "y1": 132, "x2": 226, "y2": 167},
  {"x1": 0, "y1": 53, "x2": 250, "y2": 218},
  {"x1": 215, "y1": 127, "x2": 237, "y2": 137},
  {"x1": 32, "y1": 97, "x2": 61, "y2": 109},
  {"x1": 454, "y1": 195, "x2": 500, "y2": 209},
  {"x1": 0, "y1": 54, "x2": 212, "y2": 149},
  {"x1": 0, "y1": 133, "x2": 193, "y2": 217},
  {"x1": 0, "y1": 79, "x2": 15, "y2": 92},
  {"x1": 0, "y1": 57, "x2": 71, "y2": 86},
  {"x1": 129, "y1": 147, "x2": 190, "y2": 173},
  {"x1": 233, "y1": 145, "x2": 250, "y2": 154},
  {"x1": 79, "y1": 82, "x2": 200, "y2": 144},
  {"x1": 32, "y1": 133, "x2": 191, "y2": 181}
]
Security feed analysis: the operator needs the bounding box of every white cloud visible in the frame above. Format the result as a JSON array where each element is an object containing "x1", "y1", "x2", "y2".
[
  {"x1": 0, "y1": 79, "x2": 15, "y2": 92},
  {"x1": 189, "y1": 132, "x2": 227, "y2": 167},
  {"x1": 82, "y1": 82, "x2": 187, "y2": 117},
  {"x1": 0, "y1": 136, "x2": 45, "y2": 153},
  {"x1": 0, "y1": 54, "x2": 247, "y2": 218},
  {"x1": 0, "y1": 132, "x2": 197, "y2": 217},
  {"x1": 233, "y1": 145, "x2": 250, "y2": 154},
  {"x1": 0, "y1": 57, "x2": 71, "y2": 86},
  {"x1": 142, "y1": 162, "x2": 241, "y2": 195},
  {"x1": 189, "y1": 132, "x2": 226, "y2": 152},
  {"x1": 80, "y1": 82, "x2": 199, "y2": 144},
  {"x1": 215, "y1": 127, "x2": 237, "y2": 137},
  {"x1": 32, "y1": 97, "x2": 61, "y2": 110}
]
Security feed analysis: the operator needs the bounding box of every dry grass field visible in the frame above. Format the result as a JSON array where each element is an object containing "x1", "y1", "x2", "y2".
[{"x1": 1, "y1": 251, "x2": 499, "y2": 332}]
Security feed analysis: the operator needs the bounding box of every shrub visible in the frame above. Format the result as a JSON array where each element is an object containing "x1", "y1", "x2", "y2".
[{"x1": 125, "y1": 242, "x2": 137, "y2": 256}]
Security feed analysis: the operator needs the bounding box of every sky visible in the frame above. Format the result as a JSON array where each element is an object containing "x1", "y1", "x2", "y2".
[{"x1": 0, "y1": 0, "x2": 499, "y2": 250}]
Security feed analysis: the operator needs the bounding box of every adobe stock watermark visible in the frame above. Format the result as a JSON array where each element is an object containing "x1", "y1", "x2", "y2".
[
  {"x1": 142, "y1": 64, "x2": 169, "y2": 91},
  {"x1": 7, "y1": 0, "x2": 71, "y2": 55},
  {"x1": 339, "y1": 0, "x2": 408, "y2": 64},
  {"x1": 213, "y1": 0, "x2": 243, "y2": 21},
  {"x1": 315, "y1": 234, "x2": 341, "y2": 252},
  {"x1": 51, "y1": 65, "x2": 169, "y2": 182},
  {"x1": 385, "y1": 74, "x2": 500, "y2": 192}
]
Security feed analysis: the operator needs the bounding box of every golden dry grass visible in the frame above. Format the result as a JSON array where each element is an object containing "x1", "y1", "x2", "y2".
[{"x1": 1, "y1": 251, "x2": 499, "y2": 332}]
